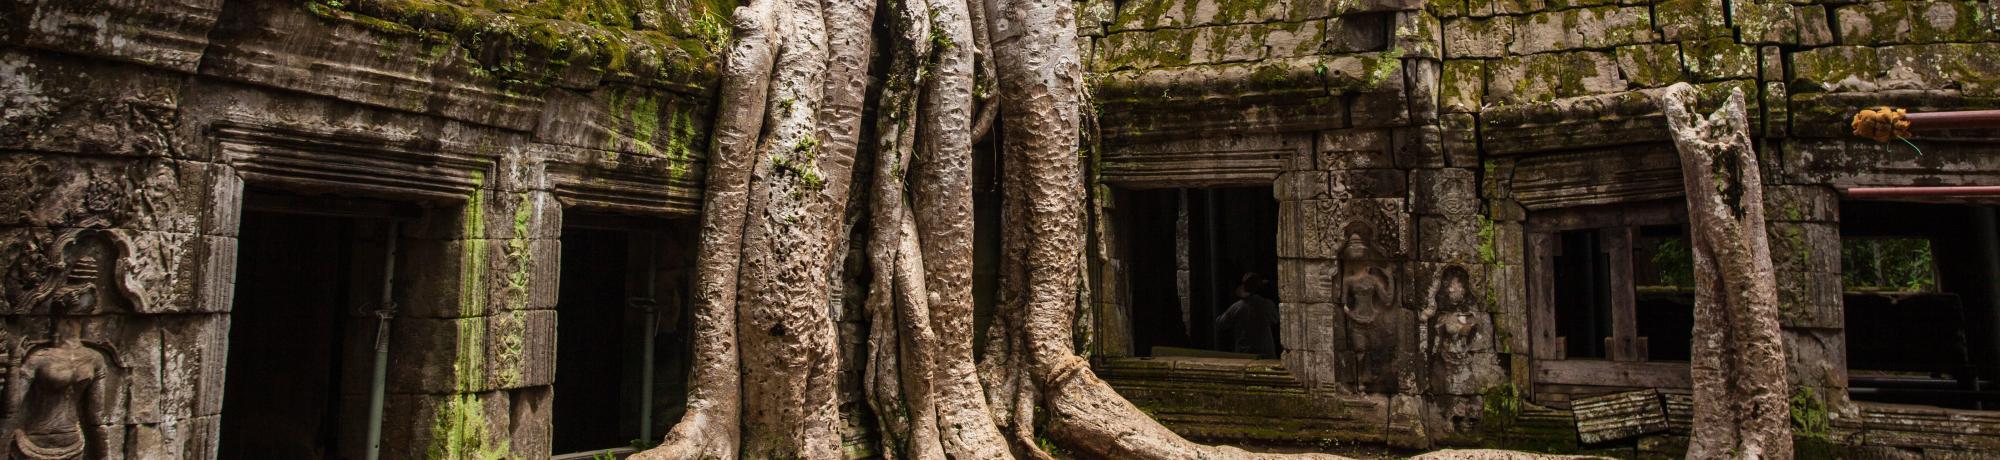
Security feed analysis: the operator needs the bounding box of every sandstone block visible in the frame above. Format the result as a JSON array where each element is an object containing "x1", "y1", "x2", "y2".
[
  {"x1": 1440, "y1": 60, "x2": 1486, "y2": 113},
  {"x1": 1485, "y1": 51, "x2": 1628, "y2": 105},
  {"x1": 1682, "y1": 38, "x2": 1758, "y2": 82},
  {"x1": 1506, "y1": 6, "x2": 1655, "y2": 55},
  {"x1": 1616, "y1": 44, "x2": 1685, "y2": 89},
  {"x1": 1442, "y1": 17, "x2": 1512, "y2": 59},
  {"x1": 1834, "y1": 0, "x2": 1997, "y2": 46}
]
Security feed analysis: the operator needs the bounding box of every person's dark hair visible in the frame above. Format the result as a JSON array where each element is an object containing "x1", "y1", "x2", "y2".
[{"x1": 1239, "y1": 272, "x2": 1267, "y2": 291}]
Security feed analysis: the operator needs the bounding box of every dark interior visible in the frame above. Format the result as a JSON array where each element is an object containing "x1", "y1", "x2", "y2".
[
  {"x1": 1633, "y1": 224, "x2": 1695, "y2": 362},
  {"x1": 1841, "y1": 201, "x2": 2000, "y2": 409},
  {"x1": 220, "y1": 196, "x2": 388, "y2": 459},
  {"x1": 552, "y1": 219, "x2": 695, "y2": 453},
  {"x1": 1119, "y1": 186, "x2": 1279, "y2": 356},
  {"x1": 552, "y1": 226, "x2": 632, "y2": 452},
  {"x1": 1552, "y1": 230, "x2": 1612, "y2": 360}
]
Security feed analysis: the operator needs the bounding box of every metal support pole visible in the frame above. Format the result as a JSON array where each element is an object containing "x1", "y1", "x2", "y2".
[
  {"x1": 1842, "y1": 186, "x2": 2000, "y2": 198},
  {"x1": 637, "y1": 233, "x2": 660, "y2": 444},
  {"x1": 365, "y1": 221, "x2": 399, "y2": 460}
]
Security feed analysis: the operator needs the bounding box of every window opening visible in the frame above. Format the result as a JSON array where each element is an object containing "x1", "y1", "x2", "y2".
[{"x1": 1117, "y1": 186, "x2": 1279, "y2": 358}]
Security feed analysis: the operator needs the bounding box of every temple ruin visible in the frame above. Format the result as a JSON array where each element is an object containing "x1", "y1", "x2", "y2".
[{"x1": 5, "y1": 0, "x2": 2000, "y2": 458}]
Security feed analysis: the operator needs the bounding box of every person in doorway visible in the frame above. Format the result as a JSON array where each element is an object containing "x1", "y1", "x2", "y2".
[{"x1": 1214, "y1": 272, "x2": 1280, "y2": 358}]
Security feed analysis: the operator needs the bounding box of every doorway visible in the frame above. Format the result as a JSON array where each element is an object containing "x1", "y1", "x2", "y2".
[
  {"x1": 551, "y1": 215, "x2": 694, "y2": 455},
  {"x1": 218, "y1": 191, "x2": 406, "y2": 459}
]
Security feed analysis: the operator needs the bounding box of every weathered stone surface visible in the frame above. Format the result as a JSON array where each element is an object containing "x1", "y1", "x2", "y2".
[
  {"x1": 1834, "y1": 0, "x2": 1997, "y2": 46},
  {"x1": 1506, "y1": 6, "x2": 1655, "y2": 55},
  {"x1": 1108, "y1": 0, "x2": 1292, "y2": 32},
  {"x1": 1776, "y1": 270, "x2": 1843, "y2": 329},
  {"x1": 1734, "y1": 1, "x2": 1834, "y2": 46},
  {"x1": 387, "y1": 315, "x2": 487, "y2": 393},
  {"x1": 1762, "y1": 185, "x2": 1840, "y2": 223},
  {"x1": 0, "y1": 0, "x2": 225, "y2": 72},
  {"x1": 1484, "y1": 51, "x2": 1628, "y2": 105},
  {"x1": 1277, "y1": 170, "x2": 1332, "y2": 200},
  {"x1": 1784, "y1": 329, "x2": 1848, "y2": 390},
  {"x1": 1329, "y1": 169, "x2": 1410, "y2": 198},
  {"x1": 1682, "y1": 38, "x2": 1758, "y2": 82},
  {"x1": 1440, "y1": 113, "x2": 1480, "y2": 167},
  {"x1": 0, "y1": 51, "x2": 186, "y2": 158},
  {"x1": 1102, "y1": 133, "x2": 1308, "y2": 187},
  {"x1": 1099, "y1": 21, "x2": 1326, "y2": 70},
  {"x1": 1768, "y1": 222, "x2": 1841, "y2": 274},
  {"x1": 1410, "y1": 168, "x2": 1479, "y2": 216},
  {"x1": 1418, "y1": 215, "x2": 1483, "y2": 263},
  {"x1": 1329, "y1": 13, "x2": 1394, "y2": 52},
  {"x1": 1393, "y1": 11, "x2": 1444, "y2": 59},
  {"x1": 1616, "y1": 44, "x2": 1685, "y2": 89},
  {"x1": 1318, "y1": 129, "x2": 1396, "y2": 169},
  {"x1": 484, "y1": 309, "x2": 556, "y2": 389},
  {"x1": 1442, "y1": 17, "x2": 1511, "y2": 59},
  {"x1": 1654, "y1": 0, "x2": 1730, "y2": 40},
  {"x1": 1279, "y1": 258, "x2": 1342, "y2": 303},
  {"x1": 1790, "y1": 44, "x2": 2000, "y2": 95},
  {"x1": 1439, "y1": 60, "x2": 1486, "y2": 112}
]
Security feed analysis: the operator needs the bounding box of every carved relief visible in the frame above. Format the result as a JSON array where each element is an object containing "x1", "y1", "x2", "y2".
[
  {"x1": 1428, "y1": 266, "x2": 1501, "y2": 395},
  {"x1": 1338, "y1": 225, "x2": 1415, "y2": 392},
  {"x1": 4, "y1": 230, "x2": 142, "y2": 316},
  {"x1": 2, "y1": 320, "x2": 119, "y2": 460}
]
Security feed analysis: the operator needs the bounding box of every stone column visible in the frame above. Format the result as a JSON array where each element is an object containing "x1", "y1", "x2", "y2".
[{"x1": 379, "y1": 156, "x2": 561, "y2": 459}]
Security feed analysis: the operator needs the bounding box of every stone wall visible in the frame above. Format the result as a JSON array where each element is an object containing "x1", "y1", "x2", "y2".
[
  {"x1": 1087, "y1": 0, "x2": 2000, "y2": 453},
  {"x1": 0, "y1": 0, "x2": 722, "y2": 457},
  {"x1": 1083, "y1": 0, "x2": 1502, "y2": 447}
]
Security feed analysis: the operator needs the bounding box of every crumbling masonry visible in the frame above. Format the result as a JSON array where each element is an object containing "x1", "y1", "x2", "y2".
[{"x1": 5, "y1": 0, "x2": 2000, "y2": 458}]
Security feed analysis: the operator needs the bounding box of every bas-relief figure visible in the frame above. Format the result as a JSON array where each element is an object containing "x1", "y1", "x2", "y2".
[
  {"x1": 1, "y1": 231, "x2": 124, "y2": 460},
  {"x1": 1427, "y1": 266, "x2": 1493, "y2": 395},
  {"x1": 1338, "y1": 225, "x2": 1415, "y2": 393}
]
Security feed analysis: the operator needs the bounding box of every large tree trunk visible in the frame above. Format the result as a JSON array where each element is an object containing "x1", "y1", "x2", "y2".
[
  {"x1": 640, "y1": 0, "x2": 1374, "y2": 457},
  {"x1": 1655, "y1": 83, "x2": 1793, "y2": 459}
]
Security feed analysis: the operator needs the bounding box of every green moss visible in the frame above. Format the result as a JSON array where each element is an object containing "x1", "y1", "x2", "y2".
[
  {"x1": 428, "y1": 393, "x2": 511, "y2": 460},
  {"x1": 308, "y1": 0, "x2": 729, "y2": 90}
]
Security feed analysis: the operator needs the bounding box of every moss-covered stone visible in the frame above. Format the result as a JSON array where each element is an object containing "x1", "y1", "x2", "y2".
[
  {"x1": 1616, "y1": 43, "x2": 1685, "y2": 89},
  {"x1": 1506, "y1": 6, "x2": 1655, "y2": 55},
  {"x1": 1485, "y1": 51, "x2": 1626, "y2": 105},
  {"x1": 1440, "y1": 59, "x2": 1487, "y2": 112},
  {"x1": 1681, "y1": 38, "x2": 1757, "y2": 82},
  {"x1": 308, "y1": 0, "x2": 729, "y2": 91},
  {"x1": 1834, "y1": 0, "x2": 1996, "y2": 46}
]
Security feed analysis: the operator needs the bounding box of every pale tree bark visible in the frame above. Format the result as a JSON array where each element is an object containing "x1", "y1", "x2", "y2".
[
  {"x1": 635, "y1": 0, "x2": 873, "y2": 456},
  {"x1": 643, "y1": 0, "x2": 1401, "y2": 457},
  {"x1": 1655, "y1": 82, "x2": 1792, "y2": 459},
  {"x1": 985, "y1": 1, "x2": 1343, "y2": 459}
]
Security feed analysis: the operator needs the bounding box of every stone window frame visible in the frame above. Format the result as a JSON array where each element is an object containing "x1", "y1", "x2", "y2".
[
  {"x1": 1524, "y1": 201, "x2": 1694, "y2": 403},
  {"x1": 1098, "y1": 184, "x2": 1286, "y2": 361}
]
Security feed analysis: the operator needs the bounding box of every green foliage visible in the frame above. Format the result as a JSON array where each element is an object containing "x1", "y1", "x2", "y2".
[
  {"x1": 1646, "y1": 237, "x2": 1695, "y2": 288},
  {"x1": 1790, "y1": 387, "x2": 1831, "y2": 438},
  {"x1": 1841, "y1": 238, "x2": 1937, "y2": 292}
]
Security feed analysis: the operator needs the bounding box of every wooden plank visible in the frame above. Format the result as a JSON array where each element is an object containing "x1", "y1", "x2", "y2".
[
  {"x1": 1534, "y1": 359, "x2": 1692, "y2": 389},
  {"x1": 1529, "y1": 232, "x2": 1561, "y2": 361},
  {"x1": 1572, "y1": 389, "x2": 1670, "y2": 444},
  {"x1": 1603, "y1": 226, "x2": 1640, "y2": 362}
]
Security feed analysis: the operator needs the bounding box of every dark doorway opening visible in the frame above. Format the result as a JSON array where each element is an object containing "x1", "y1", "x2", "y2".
[
  {"x1": 1842, "y1": 201, "x2": 2000, "y2": 410},
  {"x1": 1117, "y1": 186, "x2": 1280, "y2": 357},
  {"x1": 552, "y1": 215, "x2": 695, "y2": 455},
  {"x1": 220, "y1": 190, "x2": 407, "y2": 459}
]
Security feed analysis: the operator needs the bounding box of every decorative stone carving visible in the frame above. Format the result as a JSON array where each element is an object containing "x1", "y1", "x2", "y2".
[
  {"x1": 7, "y1": 230, "x2": 137, "y2": 316},
  {"x1": 2, "y1": 319, "x2": 119, "y2": 460},
  {"x1": 1338, "y1": 225, "x2": 1415, "y2": 393}
]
